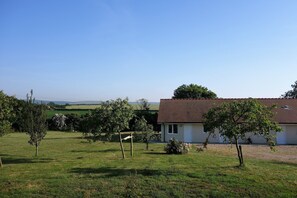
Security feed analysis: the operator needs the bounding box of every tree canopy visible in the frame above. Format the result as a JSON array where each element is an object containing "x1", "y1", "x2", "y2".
[
  {"x1": 203, "y1": 99, "x2": 281, "y2": 166},
  {"x1": 282, "y1": 80, "x2": 297, "y2": 99},
  {"x1": 0, "y1": 91, "x2": 15, "y2": 137},
  {"x1": 0, "y1": 91, "x2": 16, "y2": 167},
  {"x1": 91, "y1": 98, "x2": 134, "y2": 159},
  {"x1": 137, "y1": 98, "x2": 150, "y2": 111},
  {"x1": 134, "y1": 116, "x2": 154, "y2": 150},
  {"x1": 172, "y1": 84, "x2": 217, "y2": 99}
]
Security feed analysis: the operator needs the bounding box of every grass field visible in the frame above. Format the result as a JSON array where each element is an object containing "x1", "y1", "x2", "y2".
[
  {"x1": 47, "y1": 104, "x2": 159, "y2": 118},
  {"x1": 46, "y1": 109, "x2": 90, "y2": 118},
  {"x1": 1, "y1": 132, "x2": 297, "y2": 197}
]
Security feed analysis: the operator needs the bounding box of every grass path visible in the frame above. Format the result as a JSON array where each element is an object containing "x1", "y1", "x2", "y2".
[{"x1": 0, "y1": 132, "x2": 296, "y2": 197}]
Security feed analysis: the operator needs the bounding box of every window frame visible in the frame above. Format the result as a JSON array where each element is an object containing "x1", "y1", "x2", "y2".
[{"x1": 168, "y1": 124, "x2": 178, "y2": 134}]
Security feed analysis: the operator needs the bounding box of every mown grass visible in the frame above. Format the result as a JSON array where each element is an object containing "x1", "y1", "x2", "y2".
[{"x1": 0, "y1": 132, "x2": 296, "y2": 197}]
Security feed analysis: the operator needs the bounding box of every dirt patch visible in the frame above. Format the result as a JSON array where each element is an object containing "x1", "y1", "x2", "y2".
[{"x1": 199, "y1": 144, "x2": 297, "y2": 164}]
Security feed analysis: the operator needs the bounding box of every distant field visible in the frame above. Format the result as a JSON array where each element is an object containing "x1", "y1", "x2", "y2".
[
  {"x1": 46, "y1": 109, "x2": 90, "y2": 118},
  {"x1": 0, "y1": 132, "x2": 296, "y2": 197},
  {"x1": 65, "y1": 103, "x2": 160, "y2": 110},
  {"x1": 47, "y1": 104, "x2": 159, "y2": 118},
  {"x1": 65, "y1": 105, "x2": 100, "y2": 109}
]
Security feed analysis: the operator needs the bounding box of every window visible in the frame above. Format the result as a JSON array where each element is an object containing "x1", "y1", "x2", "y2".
[{"x1": 168, "y1": 124, "x2": 178, "y2": 134}]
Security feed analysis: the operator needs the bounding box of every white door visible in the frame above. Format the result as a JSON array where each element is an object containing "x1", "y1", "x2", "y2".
[
  {"x1": 276, "y1": 132, "x2": 287, "y2": 145},
  {"x1": 184, "y1": 124, "x2": 192, "y2": 142}
]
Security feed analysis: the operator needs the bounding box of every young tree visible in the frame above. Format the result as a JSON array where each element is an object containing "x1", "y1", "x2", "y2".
[
  {"x1": 134, "y1": 116, "x2": 154, "y2": 150},
  {"x1": 137, "y1": 98, "x2": 150, "y2": 111},
  {"x1": 173, "y1": 84, "x2": 217, "y2": 99},
  {"x1": 282, "y1": 80, "x2": 297, "y2": 98},
  {"x1": 203, "y1": 99, "x2": 282, "y2": 167},
  {"x1": 0, "y1": 91, "x2": 16, "y2": 167},
  {"x1": 22, "y1": 90, "x2": 47, "y2": 157},
  {"x1": 92, "y1": 98, "x2": 134, "y2": 159}
]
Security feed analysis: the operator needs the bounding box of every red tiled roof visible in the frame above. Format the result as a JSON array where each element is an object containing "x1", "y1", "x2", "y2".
[{"x1": 157, "y1": 98, "x2": 297, "y2": 124}]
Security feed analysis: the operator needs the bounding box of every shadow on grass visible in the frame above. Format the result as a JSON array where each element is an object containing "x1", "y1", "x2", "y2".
[
  {"x1": 0, "y1": 153, "x2": 11, "y2": 157},
  {"x1": 70, "y1": 167, "x2": 180, "y2": 178},
  {"x1": 45, "y1": 136, "x2": 82, "y2": 140},
  {"x1": 143, "y1": 152, "x2": 167, "y2": 155},
  {"x1": 2, "y1": 157, "x2": 53, "y2": 164},
  {"x1": 270, "y1": 161, "x2": 297, "y2": 167},
  {"x1": 71, "y1": 148, "x2": 119, "y2": 153}
]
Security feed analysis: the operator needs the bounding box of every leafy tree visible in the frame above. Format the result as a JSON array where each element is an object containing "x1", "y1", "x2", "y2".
[
  {"x1": 65, "y1": 113, "x2": 81, "y2": 132},
  {"x1": 22, "y1": 90, "x2": 47, "y2": 157},
  {"x1": 173, "y1": 84, "x2": 217, "y2": 99},
  {"x1": 11, "y1": 98, "x2": 26, "y2": 132},
  {"x1": 203, "y1": 99, "x2": 281, "y2": 166},
  {"x1": 134, "y1": 116, "x2": 154, "y2": 150},
  {"x1": 0, "y1": 91, "x2": 16, "y2": 167},
  {"x1": 92, "y1": 98, "x2": 134, "y2": 159},
  {"x1": 137, "y1": 98, "x2": 150, "y2": 110},
  {"x1": 282, "y1": 80, "x2": 297, "y2": 98},
  {"x1": 80, "y1": 113, "x2": 97, "y2": 138},
  {"x1": 52, "y1": 113, "x2": 67, "y2": 130}
]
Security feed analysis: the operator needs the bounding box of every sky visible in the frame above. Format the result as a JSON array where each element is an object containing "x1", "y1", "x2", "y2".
[{"x1": 1, "y1": 0, "x2": 297, "y2": 102}]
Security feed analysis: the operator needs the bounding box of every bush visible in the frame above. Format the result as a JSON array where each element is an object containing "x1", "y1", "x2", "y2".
[{"x1": 164, "y1": 138, "x2": 190, "y2": 154}]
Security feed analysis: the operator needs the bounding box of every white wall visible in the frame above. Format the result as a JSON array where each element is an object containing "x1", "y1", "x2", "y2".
[
  {"x1": 161, "y1": 123, "x2": 297, "y2": 145},
  {"x1": 276, "y1": 124, "x2": 297, "y2": 145}
]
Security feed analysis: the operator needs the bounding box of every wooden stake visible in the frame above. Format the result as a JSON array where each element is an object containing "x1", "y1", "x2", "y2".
[
  {"x1": 130, "y1": 132, "x2": 133, "y2": 157},
  {"x1": 119, "y1": 132, "x2": 125, "y2": 159}
]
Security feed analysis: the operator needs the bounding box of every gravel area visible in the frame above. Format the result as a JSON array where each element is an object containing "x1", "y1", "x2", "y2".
[{"x1": 199, "y1": 144, "x2": 297, "y2": 164}]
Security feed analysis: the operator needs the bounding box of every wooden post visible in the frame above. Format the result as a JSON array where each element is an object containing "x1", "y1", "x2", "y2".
[
  {"x1": 119, "y1": 132, "x2": 125, "y2": 159},
  {"x1": 35, "y1": 144, "x2": 39, "y2": 157},
  {"x1": 130, "y1": 132, "x2": 133, "y2": 157}
]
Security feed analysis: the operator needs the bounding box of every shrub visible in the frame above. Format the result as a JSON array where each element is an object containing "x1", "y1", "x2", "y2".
[{"x1": 164, "y1": 138, "x2": 190, "y2": 154}]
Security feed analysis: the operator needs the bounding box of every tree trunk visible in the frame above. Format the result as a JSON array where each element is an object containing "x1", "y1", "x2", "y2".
[
  {"x1": 146, "y1": 141, "x2": 149, "y2": 151},
  {"x1": 35, "y1": 144, "x2": 38, "y2": 157},
  {"x1": 118, "y1": 132, "x2": 125, "y2": 159},
  {"x1": 235, "y1": 138, "x2": 243, "y2": 166},
  {"x1": 203, "y1": 132, "x2": 212, "y2": 149},
  {"x1": 239, "y1": 145, "x2": 244, "y2": 166},
  {"x1": 0, "y1": 156, "x2": 3, "y2": 168},
  {"x1": 130, "y1": 132, "x2": 133, "y2": 157}
]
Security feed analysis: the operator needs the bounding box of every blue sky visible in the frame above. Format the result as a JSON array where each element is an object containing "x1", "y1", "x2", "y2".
[{"x1": 1, "y1": 0, "x2": 297, "y2": 102}]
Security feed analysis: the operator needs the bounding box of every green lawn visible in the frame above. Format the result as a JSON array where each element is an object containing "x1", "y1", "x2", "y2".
[{"x1": 0, "y1": 132, "x2": 296, "y2": 197}]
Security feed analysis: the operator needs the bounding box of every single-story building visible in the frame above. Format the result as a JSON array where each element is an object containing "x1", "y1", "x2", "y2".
[{"x1": 157, "y1": 98, "x2": 297, "y2": 145}]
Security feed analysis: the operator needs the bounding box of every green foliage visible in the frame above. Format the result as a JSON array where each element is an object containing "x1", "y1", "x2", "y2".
[
  {"x1": 89, "y1": 98, "x2": 134, "y2": 139},
  {"x1": 134, "y1": 116, "x2": 154, "y2": 150},
  {"x1": 87, "y1": 98, "x2": 135, "y2": 159},
  {"x1": 22, "y1": 90, "x2": 47, "y2": 156},
  {"x1": 282, "y1": 80, "x2": 297, "y2": 98},
  {"x1": 203, "y1": 99, "x2": 282, "y2": 166},
  {"x1": 173, "y1": 84, "x2": 217, "y2": 99},
  {"x1": 0, "y1": 91, "x2": 16, "y2": 136},
  {"x1": 64, "y1": 113, "x2": 81, "y2": 132},
  {"x1": 164, "y1": 138, "x2": 190, "y2": 154}
]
